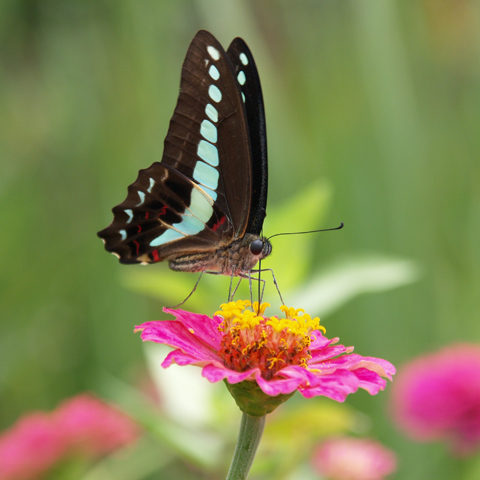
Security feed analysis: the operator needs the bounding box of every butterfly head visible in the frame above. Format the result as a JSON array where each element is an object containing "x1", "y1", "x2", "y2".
[
  {"x1": 239, "y1": 233, "x2": 271, "y2": 273},
  {"x1": 249, "y1": 237, "x2": 271, "y2": 259},
  {"x1": 228, "y1": 233, "x2": 271, "y2": 276}
]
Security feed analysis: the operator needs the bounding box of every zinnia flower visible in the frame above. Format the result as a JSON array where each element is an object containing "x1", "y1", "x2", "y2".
[
  {"x1": 136, "y1": 301, "x2": 395, "y2": 415},
  {"x1": 311, "y1": 436, "x2": 397, "y2": 480},
  {"x1": 54, "y1": 394, "x2": 140, "y2": 458},
  {"x1": 0, "y1": 413, "x2": 65, "y2": 480},
  {"x1": 0, "y1": 393, "x2": 140, "y2": 480},
  {"x1": 391, "y1": 343, "x2": 480, "y2": 455}
]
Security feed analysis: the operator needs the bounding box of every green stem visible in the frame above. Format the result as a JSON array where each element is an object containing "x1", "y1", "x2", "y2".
[{"x1": 226, "y1": 412, "x2": 266, "y2": 480}]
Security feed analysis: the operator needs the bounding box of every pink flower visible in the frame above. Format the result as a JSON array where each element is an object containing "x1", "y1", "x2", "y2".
[
  {"x1": 136, "y1": 301, "x2": 395, "y2": 403},
  {"x1": 54, "y1": 394, "x2": 140, "y2": 458},
  {"x1": 0, "y1": 393, "x2": 140, "y2": 480},
  {"x1": 0, "y1": 413, "x2": 66, "y2": 480},
  {"x1": 311, "y1": 437, "x2": 397, "y2": 480},
  {"x1": 391, "y1": 343, "x2": 480, "y2": 455}
]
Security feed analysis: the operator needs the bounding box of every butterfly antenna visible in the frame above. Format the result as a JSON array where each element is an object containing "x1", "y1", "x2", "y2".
[
  {"x1": 267, "y1": 222, "x2": 344, "y2": 241},
  {"x1": 168, "y1": 272, "x2": 204, "y2": 309}
]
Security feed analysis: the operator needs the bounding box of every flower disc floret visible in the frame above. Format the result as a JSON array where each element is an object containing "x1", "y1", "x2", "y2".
[{"x1": 214, "y1": 301, "x2": 322, "y2": 380}]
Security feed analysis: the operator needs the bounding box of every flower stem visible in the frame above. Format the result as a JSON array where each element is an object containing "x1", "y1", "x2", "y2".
[{"x1": 226, "y1": 412, "x2": 266, "y2": 480}]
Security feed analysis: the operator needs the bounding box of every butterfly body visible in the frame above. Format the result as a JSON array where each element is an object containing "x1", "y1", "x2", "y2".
[
  {"x1": 98, "y1": 30, "x2": 270, "y2": 277},
  {"x1": 168, "y1": 234, "x2": 272, "y2": 275}
]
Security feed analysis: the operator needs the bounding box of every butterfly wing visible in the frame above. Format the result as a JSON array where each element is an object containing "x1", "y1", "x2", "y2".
[
  {"x1": 98, "y1": 30, "x2": 257, "y2": 265},
  {"x1": 227, "y1": 37, "x2": 268, "y2": 236}
]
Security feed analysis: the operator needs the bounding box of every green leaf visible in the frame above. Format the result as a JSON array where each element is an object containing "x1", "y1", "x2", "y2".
[{"x1": 290, "y1": 254, "x2": 420, "y2": 315}]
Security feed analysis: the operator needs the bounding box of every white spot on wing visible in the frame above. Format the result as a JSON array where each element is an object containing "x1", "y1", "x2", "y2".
[
  {"x1": 239, "y1": 53, "x2": 248, "y2": 65},
  {"x1": 193, "y1": 161, "x2": 219, "y2": 190},
  {"x1": 200, "y1": 119, "x2": 217, "y2": 143},
  {"x1": 147, "y1": 177, "x2": 155, "y2": 193},
  {"x1": 208, "y1": 65, "x2": 220, "y2": 80},
  {"x1": 188, "y1": 188, "x2": 213, "y2": 222},
  {"x1": 237, "y1": 71, "x2": 246, "y2": 85},
  {"x1": 150, "y1": 228, "x2": 184, "y2": 247},
  {"x1": 205, "y1": 103, "x2": 218, "y2": 122},
  {"x1": 125, "y1": 209, "x2": 134, "y2": 223},
  {"x1": 197, "y1": 140, "x2": 219, "y2": 166},
  {"x1": 199, "y1": 185, "x2": 218, "y2": 202},
  {"x1": 136, "y1": 191, "x2": 145, "y2": 206},
  {"x1": 208, "y1": 85, "x2": 222, "y2": 103},
  {"x1": 207, "y1": 45, "x2": 220, "y2": 61}
]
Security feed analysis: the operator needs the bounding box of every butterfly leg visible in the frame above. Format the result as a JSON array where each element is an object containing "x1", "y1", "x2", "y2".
[
  {"x1": 202, "y1": 269, "x2": 242, "y2": 302},
  {"x1": 168, "y1": 272, "x2": 205, "y2": 308},
  {"x1": 233, "y1": 271, "x2": 266, "y2": 309},
  {"x1": 250, "y1": 267, "x2": 285, "y2": 306},
  {"x1": 248, "y1": 270, "x2": 266, "y2": 310},
  {"x1": 247, "y1": 271, "x2": 254, "y2": 306},
  {"x1": 251, "y1": 271, "x2": 267, "y2": 311},
  {"x1": 229, "y1": 276, "x2": 243, "y2": 302}
]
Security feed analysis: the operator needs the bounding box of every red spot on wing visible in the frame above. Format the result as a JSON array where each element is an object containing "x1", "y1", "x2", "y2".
[
  {"x1": 137, "y1": 225, "x2": 142, "y2": 233},
  {"x1": 158, "y1": 206, "x2": 168, "y2": 217},
  {"x1": 212, "y1": 216, "x2": 226, "y2": 232},
  {"x1": 133, "y1": 240, "x2": 140, "y2": 255},
  {"x1": 145, "y1": 212, "x2": 150, "y2": 219},
  {"x1": 152, "y1": 249, "x2": 162, "y2": 262}
]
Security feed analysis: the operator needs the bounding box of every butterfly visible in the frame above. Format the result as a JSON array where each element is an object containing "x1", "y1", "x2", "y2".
[{"x1": 98, "y1": 30, "x2": 271, "y2": 278}]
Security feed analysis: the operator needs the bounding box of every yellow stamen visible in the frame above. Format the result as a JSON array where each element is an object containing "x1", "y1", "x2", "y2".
[{"x1": 217, "y1": 301, "x2": 324, "y2": 379}]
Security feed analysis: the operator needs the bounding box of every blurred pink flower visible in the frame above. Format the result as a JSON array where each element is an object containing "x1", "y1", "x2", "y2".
[
  {"x1": 311, "y1": 437, "x2": 397, "y2": 480},
  {"x1": 0, "y1": 393, "x2": 140, "y2": 480},
  {"x1": 0, "y1": 413, "x2": 66, "y2": 480},
  {"x1": 391, "y1": 343, "x2": 480, "y2": 455},
  {"x1": 136, "y1": 301, "x2": 395, "y2": 402},
  {"x1": 54, "y1": 394, "x2": 140, "y2": 458}
]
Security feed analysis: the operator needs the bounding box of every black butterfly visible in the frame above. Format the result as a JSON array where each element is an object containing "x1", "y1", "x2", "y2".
[{"x1": 98, "y1": 30, "x2": 271, "y2": 277}]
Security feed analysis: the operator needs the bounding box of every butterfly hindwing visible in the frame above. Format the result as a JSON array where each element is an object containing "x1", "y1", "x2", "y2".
[
  {"x1": 98, "y1": 31, "x2": 268, "y2": 269},
  {"x1": 227, "y1": 38, "x2": 268, "y2": 236}
]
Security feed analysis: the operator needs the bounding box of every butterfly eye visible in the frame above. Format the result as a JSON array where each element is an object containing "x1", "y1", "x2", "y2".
[{"x1": 250, "y1": 239, "x2": 264, "y2": 255}]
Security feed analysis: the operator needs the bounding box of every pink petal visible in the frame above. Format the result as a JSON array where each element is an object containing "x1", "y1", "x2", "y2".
[
  {"x1": 309, "y1": 332, "x2": 338, "y2": 350},
  {"x1": 162, "y1": 350, "x2": 204, "y2": 368},
  {"x1": 138, "y1": 321, "x2": 220, "y2": 363},
  {"x1": 255, "y1": 372, "x2": 304, "y2": 396},
  {"x1": 354, "y1": 368, "x2": 388, "y2": 395},
  {"x1": 164, "y1": 308, "x2": 223, "y2": 349},
  {"x1": 202, "y1": 363, "x2": 259, "y2": 384}
]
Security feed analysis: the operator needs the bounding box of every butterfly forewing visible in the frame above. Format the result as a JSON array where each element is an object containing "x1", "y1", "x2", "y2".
[
  {"x1": 163, "y1": 31, "x2": 253, "y2": 237},
  {"x1": 98, "y1": 31, "x2": 256, "y2": 265}
]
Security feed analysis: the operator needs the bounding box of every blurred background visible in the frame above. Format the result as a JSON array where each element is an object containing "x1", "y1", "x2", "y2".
[{"x1": 1, "y1": 1, "x2": 479, "y2": 479}]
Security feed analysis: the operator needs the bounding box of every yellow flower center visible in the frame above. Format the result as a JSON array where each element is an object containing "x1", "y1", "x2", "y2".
[{"x1": 215, "y1": 300, "x2": 325, "y2": 380}]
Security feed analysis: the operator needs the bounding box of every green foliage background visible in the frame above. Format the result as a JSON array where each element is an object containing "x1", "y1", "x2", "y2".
[{"x1": 1, "y1": 1, "x2": 479, "y2": 479}]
